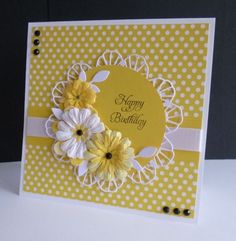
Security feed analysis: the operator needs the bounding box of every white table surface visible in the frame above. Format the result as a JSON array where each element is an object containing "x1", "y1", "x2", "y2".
[{"x1": 0, "y1": 160, "x2": 235, "y2": 241}]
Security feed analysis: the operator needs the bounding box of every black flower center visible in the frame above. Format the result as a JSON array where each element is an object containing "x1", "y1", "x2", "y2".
[
  {"x1": 76, "y1": 129, "x2": 83, "y2": 136},
  {"x1": 105, "y1": 152, "x2": 112, "y2": 159},
  {"x1": 76, "y1": 95, "x2": 80, "y2": 100}
]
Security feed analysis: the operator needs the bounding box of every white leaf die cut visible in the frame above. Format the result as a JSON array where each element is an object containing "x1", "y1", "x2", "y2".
[
  {"x1": 91, "y1": 70, "x2": 110, "y2": 83},
  {"x1": 46, "y1": 50, "x2": 183, "y2": 192}
]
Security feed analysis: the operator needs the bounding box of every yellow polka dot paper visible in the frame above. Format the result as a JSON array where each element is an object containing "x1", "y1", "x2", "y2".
[{"x1": 20, "y1": 19, "x2": 215, "y2": 222}]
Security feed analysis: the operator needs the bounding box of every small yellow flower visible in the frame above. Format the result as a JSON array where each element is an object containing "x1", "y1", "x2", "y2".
[
  {"x1": 84, "y1": 130, "x2": 134, "y2": 181},
  {"x1": 60, "y1": 79, "x2": 96, "y2": 109},
  {"x1": 51, "y1": 121, "x2": 58, "y2": 133},
  {"x1": 70, "y1": 158, "x2": 83, "y2": 166}
]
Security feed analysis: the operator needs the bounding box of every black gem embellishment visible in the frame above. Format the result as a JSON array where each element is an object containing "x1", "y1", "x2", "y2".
[
  {"x1": 34, "y1": 30, "x2": 41, "y2": 36},
  {"x1": 76, "y1": 129, "x2": 83, "y2": 136},
  {"x1": 173, "y1": 208, "x2": 180, "y2": 215},
  {"x1": 183, "y1": 209, "x2": 191, "y2": 216},
  {"x1": 33, "y1": 49, "x2": 40, "y2": 55},
  {"x1": 105, "y1": 152, "x2": 112, "y2": 159},
  {"x1": 163, "y1": 206, "x2": 170, "y2": 213},
  {"x1": 33, "y1": 39, "x2": 40, "y2": 45}
]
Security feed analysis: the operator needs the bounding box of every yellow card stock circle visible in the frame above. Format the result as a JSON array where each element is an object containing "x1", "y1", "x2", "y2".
[{"x1": 88, "y1": 66, "x2": 166, "y2": 152}]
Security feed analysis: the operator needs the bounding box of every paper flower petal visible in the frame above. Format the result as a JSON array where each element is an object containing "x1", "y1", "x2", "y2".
[
  {"x1": 60, "y1": 137, "x2": 77, "y2": 153},
  {"x1": 52, "y1": 108, "x2": 63, "y2": 120},
  {"x1": 56, "y1": 130, "x2": 73, "y2": 141},
  {"x1": 78, "y1": 160, "x2": 88, "y2": 176},
  {"x1": 62, "y1": 112, "x2": 76, "y2": 128},
  {"x1": 76, "y1": 141, "x2": 86, "y2": 158},
  {"x1": 85, "y1": 114, "x2": 100, "y2": 129},
  {"x1": 53, "y1": 141, "x2": 65, "y2": 156},
  {"x1": 90, "y1": 122, "x2": 105, "y2": 133},
  {"x1": 58, "y1": 121, "x2": 71, "y2": 132},
  {"x1": 78, "y1": 108, "x2": 91, "y2": 124},
  {"x1": 67, "y1": 142, "x2": 80, "y2": 158},
  {"x1": 68, "y1": 108, "x2": 80, "y2": 125}
]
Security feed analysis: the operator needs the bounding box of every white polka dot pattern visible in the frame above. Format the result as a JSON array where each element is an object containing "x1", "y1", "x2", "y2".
[{"x1": 23, "y1": 22, "x2": 210, "y2": 219}]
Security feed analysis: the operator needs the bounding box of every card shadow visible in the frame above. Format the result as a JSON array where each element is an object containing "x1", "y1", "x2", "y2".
[{"x1": 0, "y1": 162, "x2": 21, "y2": 195}]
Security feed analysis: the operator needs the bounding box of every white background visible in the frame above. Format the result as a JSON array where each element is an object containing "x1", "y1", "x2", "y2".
[{"x1": 0, "y1": 159, "x2": 235, "y2": 241}]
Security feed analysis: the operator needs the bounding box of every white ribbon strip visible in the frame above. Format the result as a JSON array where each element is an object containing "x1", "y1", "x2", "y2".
[
  {"x1": 166, "y1": 128, "x2": 201, "y2": 152},
  {"x1": 26, "y1": 117, "x2": 201, "y2": 152},
  {"x1": 27, "y1": 117, "x2": 47, "y2": 137}
]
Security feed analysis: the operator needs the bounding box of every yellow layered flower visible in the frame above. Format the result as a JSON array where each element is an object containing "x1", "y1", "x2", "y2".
[
  {"x1": 84, "y1": 130, "x2": 134, "y2": 181},
  {"x1": 60, "y1": 79, "x2": 96, "y2": 109}
]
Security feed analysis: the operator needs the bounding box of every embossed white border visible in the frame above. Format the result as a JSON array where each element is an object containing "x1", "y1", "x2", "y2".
[{"x1": 20, "y1": 18, "x2": 216, "y2": 224}]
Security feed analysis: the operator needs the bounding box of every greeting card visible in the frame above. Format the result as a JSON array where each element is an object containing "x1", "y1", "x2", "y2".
[{"x1": 20, "y1": 19, "x2": 215, "y2": 222}]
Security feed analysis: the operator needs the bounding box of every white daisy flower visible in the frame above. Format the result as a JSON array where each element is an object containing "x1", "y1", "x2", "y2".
[{"x1": 53, "y1": 108, "x2": 105, "y2": 159}]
